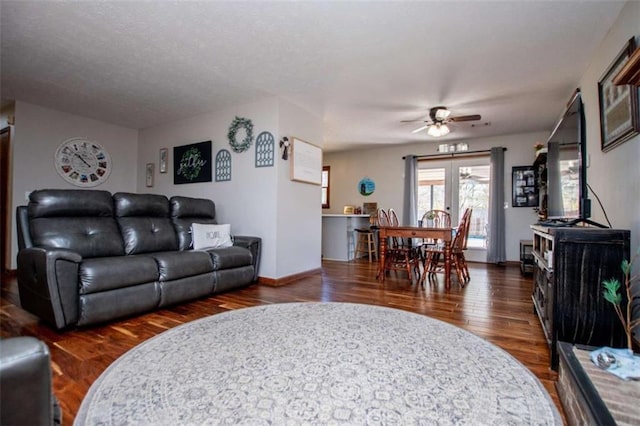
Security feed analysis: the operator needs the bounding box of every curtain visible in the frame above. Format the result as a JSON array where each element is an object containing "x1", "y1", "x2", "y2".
[
  {"x1": 487, "y1": 147, "x2": 506, "y2": 263},
  {"x1": 402, "y1": 155, "x2": 417, "y2": 226}
]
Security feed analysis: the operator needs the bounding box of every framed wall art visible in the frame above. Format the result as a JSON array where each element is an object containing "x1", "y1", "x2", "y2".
[
  {"x1": 512, "y1": 166, "x2": 538, "y2": 207},
  {"x1": 159, "y1": 148, "x2": 168, "y2": 173},
  {"x1": 290, "y1": 137, "x2": 322, "y2": 185},
  {"x1": 173, "y1": 140, "x2": 212, "y2": 185},
  {"x1": 598, "y1": 37, "x2": 640, "y2": 152},
  {"x1": 145, "y1": 163, "x2": 154, "y2": 187}
]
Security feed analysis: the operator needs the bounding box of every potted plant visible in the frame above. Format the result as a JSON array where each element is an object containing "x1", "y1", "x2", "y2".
[{"x1": 602, "y1": 245, "x2": 640, "y2": 352}]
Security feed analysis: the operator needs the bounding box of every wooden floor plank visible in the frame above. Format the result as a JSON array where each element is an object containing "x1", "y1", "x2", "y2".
[{"x1": 0, "y1": 260, "x2": 565, "y2": 423}]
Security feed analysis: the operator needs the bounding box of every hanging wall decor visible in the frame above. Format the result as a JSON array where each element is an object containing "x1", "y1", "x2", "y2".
[
  {"x1": 215, "y1": 149, "x2": 232, "y2": 182},
  {"x1": 255, "y1": 131, "x2": 275, "y2": 167},
  {"x1": 228, "y1": 116, "x2": 254, "y2": 153},
  {"x1": 358, "y1": 177, "x2": 376, "y2": 196},
  {"x1": 173, "y1": 141, "x2": 212, "y2": 185}
]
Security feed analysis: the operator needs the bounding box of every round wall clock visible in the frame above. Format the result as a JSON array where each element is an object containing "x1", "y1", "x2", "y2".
[{"x1": 54, "y1": 137, "x2": 112, "y2": 187}]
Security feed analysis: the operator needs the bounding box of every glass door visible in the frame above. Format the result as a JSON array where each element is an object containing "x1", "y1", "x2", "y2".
[{"x1": 418, "y1": 157, "x2": 490, "y2": 253}]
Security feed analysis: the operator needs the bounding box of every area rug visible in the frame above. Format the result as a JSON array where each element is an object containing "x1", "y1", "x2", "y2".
[{"x1": 75, "y1": 302, "x2": 561, "y2": 425}]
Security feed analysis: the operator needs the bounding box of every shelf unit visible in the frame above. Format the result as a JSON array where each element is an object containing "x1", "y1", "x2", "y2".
[{"x1": 530, "y1": 225, "x2": 630, "y2": 369}]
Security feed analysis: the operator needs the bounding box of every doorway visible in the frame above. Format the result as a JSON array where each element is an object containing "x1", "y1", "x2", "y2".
[{"x1": 417, "y1": 157, "x2": 490, "y2": 261}]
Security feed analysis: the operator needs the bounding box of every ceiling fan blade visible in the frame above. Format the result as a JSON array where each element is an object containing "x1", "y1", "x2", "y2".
[
  {"x1": 411, "y1": 125, "x2": 429, "y2": 134},
  {"x1": 401, "y1": 119, "x2": 429, "y2": 123},
  {"x1": 449, "y1": 114, "x2": 481, "y2": 122}
]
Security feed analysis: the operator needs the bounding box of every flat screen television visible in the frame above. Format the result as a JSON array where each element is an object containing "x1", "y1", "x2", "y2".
[{"x1": 544, "y1": 90, "x2": 603, "y2": 226}]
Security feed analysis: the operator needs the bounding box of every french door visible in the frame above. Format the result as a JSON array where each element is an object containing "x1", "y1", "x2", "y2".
[{"x1": 417, "y1": 157, "x2": 490, "y2": 259}]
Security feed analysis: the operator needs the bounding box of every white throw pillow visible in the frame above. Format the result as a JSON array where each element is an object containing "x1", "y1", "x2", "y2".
[{"x1": 191, "y1": 223, "x2": 233, "y2": 250}]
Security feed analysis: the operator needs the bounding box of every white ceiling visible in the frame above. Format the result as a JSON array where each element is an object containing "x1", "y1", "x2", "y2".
[{"x1": 0, "y1": 1, "x2": 626, "y2": 152}]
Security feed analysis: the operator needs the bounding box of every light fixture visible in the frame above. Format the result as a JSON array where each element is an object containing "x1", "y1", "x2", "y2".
[{"x1": 427, "y1": 123, "x2": 450, "y2": 137}]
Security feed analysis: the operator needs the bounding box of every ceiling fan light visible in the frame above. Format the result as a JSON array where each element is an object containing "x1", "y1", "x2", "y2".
[
  {"x1": 427, "y1": 124, "x2": 442, "y2": 137},
  {"x1": 440, "y1": 124, "x2": 450, "y2": 136},
  {"x1": 435, "y1": 108, "x2": 451, "y2": 120}
]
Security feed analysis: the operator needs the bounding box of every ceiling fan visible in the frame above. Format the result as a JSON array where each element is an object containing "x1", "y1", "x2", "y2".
[{"x1": 402, "y1": 106, "x2": 481, "y2": 137}]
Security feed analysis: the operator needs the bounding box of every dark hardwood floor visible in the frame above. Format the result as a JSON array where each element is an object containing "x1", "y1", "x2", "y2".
[{"x1": 1, "y1": 260, "x2": 564, "y2": 423}]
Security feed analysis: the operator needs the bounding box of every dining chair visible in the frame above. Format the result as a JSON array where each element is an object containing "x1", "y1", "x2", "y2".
[
  {"x1": 422, "y1": 208, "x2": 472, "y2": 286},
  {"x1": 381, "y1": 208, "x2": 420, "y2": 282}
]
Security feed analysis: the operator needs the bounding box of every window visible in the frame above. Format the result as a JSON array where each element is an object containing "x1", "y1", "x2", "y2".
[{"x1": 322, "y1": 166, "x2": 330, "y2": 208}]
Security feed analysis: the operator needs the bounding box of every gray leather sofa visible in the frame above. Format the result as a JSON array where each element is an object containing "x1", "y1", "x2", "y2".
[
  {"x1": 16, "y1": 189, "x2": 261, "y2": 330},
  {"x1": 0, "y1": 337, "x2": 61, "y2": 425}
]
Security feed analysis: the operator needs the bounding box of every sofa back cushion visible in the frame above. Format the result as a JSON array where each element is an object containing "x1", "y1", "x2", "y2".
[
  {"x1": 170, "y1": 196, "x2": 217, "y2": 251},
  {"x1": 28, "y1": 189, "x2": 124, "y2": 258},
  {"x1": 114, "y1": 193, "x2": 178, "y2": 255}
]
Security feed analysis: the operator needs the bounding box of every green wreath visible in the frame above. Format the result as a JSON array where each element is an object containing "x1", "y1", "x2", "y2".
[
  {"x1": 227, "y1": 116, "x2": 254, "y2": 153},
  {"x1": 178, "y1": 147, "x2": 204, "y2": 180}
]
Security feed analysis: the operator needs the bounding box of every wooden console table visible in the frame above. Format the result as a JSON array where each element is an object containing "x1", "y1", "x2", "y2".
[{"x1": 557, "y1": 342, "x2": 640, "y2": 425}]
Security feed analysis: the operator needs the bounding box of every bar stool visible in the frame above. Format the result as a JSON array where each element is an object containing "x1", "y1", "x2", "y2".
[{"x1": 354, "y1": 228, "x2": 377, "y2": 262}]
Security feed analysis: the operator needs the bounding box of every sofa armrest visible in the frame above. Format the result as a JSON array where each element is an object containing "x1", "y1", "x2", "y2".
[
  {"x1": 17, "y1": 247, "x2": 82, "y2": 329},
  {"x1": 0, "y1": 337, "x2": 61, "y2": 426},
  {"x1": 233, "y1": 236, "x2": 261, "y2": 281}
]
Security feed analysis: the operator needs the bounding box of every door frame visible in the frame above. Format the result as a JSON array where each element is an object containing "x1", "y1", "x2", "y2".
[{"x1": 1, "y1": 126, "x2": 11, "y2": 275}]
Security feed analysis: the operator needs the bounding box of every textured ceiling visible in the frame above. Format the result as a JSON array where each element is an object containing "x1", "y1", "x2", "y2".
[{"x1": 0, "y1": 1, "x2": 625, "y2": 152}]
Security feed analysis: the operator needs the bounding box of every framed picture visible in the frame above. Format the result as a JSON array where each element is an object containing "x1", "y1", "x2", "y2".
[
  {"x1": 512, "y1": 166, "x2": 538, "y2": 207},
  {"x1": 173, "y1": 141, "x2": 212, "y2": 185},
  {"x1": 145, "y1": 163, "x2": 154, "y2": 187},
  {"x1": 159, "y1": 148, "x2": 168, "y2": 173},
  {"x1": 598, "y1": 37, "x2": 640, "y2": 152},
  {"x1": 290, "y1": 137, "x2": 322, "y2": 185}
]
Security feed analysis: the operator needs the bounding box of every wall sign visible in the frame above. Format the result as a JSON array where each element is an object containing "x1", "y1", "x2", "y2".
[
  {"x1": 358, "y1": 177, "x2": 375, "y2": 196},
  {"x1": 173, "y1": 140, "x2": 212, "y2": 185},
  {"x1": 290, "y1": 137, "x2": 322, "y2": 185}
]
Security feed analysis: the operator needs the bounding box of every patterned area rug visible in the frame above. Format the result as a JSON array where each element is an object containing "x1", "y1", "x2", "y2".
[{"x1": 75, "y1": 302, "x2": 561, "y2": 425}]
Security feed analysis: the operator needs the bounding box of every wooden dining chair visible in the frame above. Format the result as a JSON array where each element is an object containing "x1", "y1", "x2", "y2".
[
  {"x1": 422, "y1": 208, "x2": 472, "y2": 286},
  {"x1": 378, "y1": 208, "x2": 420, "y2": 282}
]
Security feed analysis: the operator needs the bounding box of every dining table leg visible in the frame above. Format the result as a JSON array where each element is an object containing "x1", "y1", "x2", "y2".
[
  {"x1": 377, "y1": 233, "x2": 386, "y2": 281},
  {"x1": 443, "y1": 240, "x2": 451, "y2": 289}
]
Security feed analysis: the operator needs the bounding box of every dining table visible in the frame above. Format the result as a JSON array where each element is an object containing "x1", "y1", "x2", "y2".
[{"x1": 376, "y1": 225, "x2": 454, "y2": 289}]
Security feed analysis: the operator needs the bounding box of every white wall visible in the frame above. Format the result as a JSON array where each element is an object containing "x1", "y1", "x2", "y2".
[
  {"x1": 137, "y1": 96, "x2": 324, "y2": 279},
  {"x1": 324, "y1": 131, "x2": 548, "y2": 262},
  {"x1": 9, "y1": 101, "x2": 138, "y2": 268},
  {"x1": 578, "y1": 1, "x2": 640, "y2": 252},
  {"x1": 276, "y1": 98, "x2": 324, "y2": 277}
]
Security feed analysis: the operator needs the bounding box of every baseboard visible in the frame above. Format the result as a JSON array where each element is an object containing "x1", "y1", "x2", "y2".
[
  {"x1": 1, "y1": 269, "x2": 16, "y2": 277},
  {"x1": 258, "y1": 268, "x2": 322, "y2": 287}
]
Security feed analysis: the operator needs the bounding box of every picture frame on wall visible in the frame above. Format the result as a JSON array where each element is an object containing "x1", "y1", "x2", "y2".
[
  {"x1": 598, "y1": 37, "x2": 640, "y2": 152},
  {"x1": 173, "y1": 140, "x2": 212, "y2": 185},
  {"x1": 145, "y1": 163, "x2": 154, "y2": 187},
  {"x1": 159, "y1": 148, "x2": 168, "y2": 173},
  {"x1": 512, "y1": 166, "x2": 538, "y2": 207}
]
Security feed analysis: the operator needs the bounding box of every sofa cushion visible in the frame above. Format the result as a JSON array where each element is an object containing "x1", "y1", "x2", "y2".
[
  {"x1": 28, "y1": 189, "x2": 114, "y2": 218},
  {"x1": 79, "y1": 256, "x2": 159, "y2": 294},
  {"x1": 28, "y1": 189, "x2": 124, "y2": 258},
  {"x1": 114, "y1": 193, "x2": 177, "y2": 254},
  {"x1": 170, "y1": 196, "x2": 217, "y2": 250},
  {"x1": 150, "y1": 251, "x2": 214, "y2": 281},
  {"x1": 208, "y1": 246, "x2": 253, "y2": 270}
]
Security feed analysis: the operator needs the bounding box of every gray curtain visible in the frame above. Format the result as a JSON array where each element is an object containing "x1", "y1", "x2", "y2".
[
  {"x1": 402, "y1": 155, "x2": 418, "y2": 226},
  {"x1": 487, "y1": 147, "x2": 506, "y2": 263}
]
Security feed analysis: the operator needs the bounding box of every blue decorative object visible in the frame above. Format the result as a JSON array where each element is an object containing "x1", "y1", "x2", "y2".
[
  {"x1": 255, "y1": 131, "x2": 275, "y2": 167},
  {"x1": 358, "y1": 177, "x2": 375, "y2": 196},
  {"x1": 228, "y1": 116, "x2": 254, "y2": 153},
  {"x1": 215, "y1": 149, "x2": 232, "y2": 182}
]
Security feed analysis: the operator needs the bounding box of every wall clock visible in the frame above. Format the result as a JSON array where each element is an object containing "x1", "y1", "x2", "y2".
[{"x1": 54, "y1": 137, "x2": 112, "y2": 187}]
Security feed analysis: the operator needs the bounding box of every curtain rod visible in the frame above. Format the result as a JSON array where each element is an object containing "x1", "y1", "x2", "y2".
[{"x1": 402, "y1": 147, "x2": 507, "y2": 160}]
